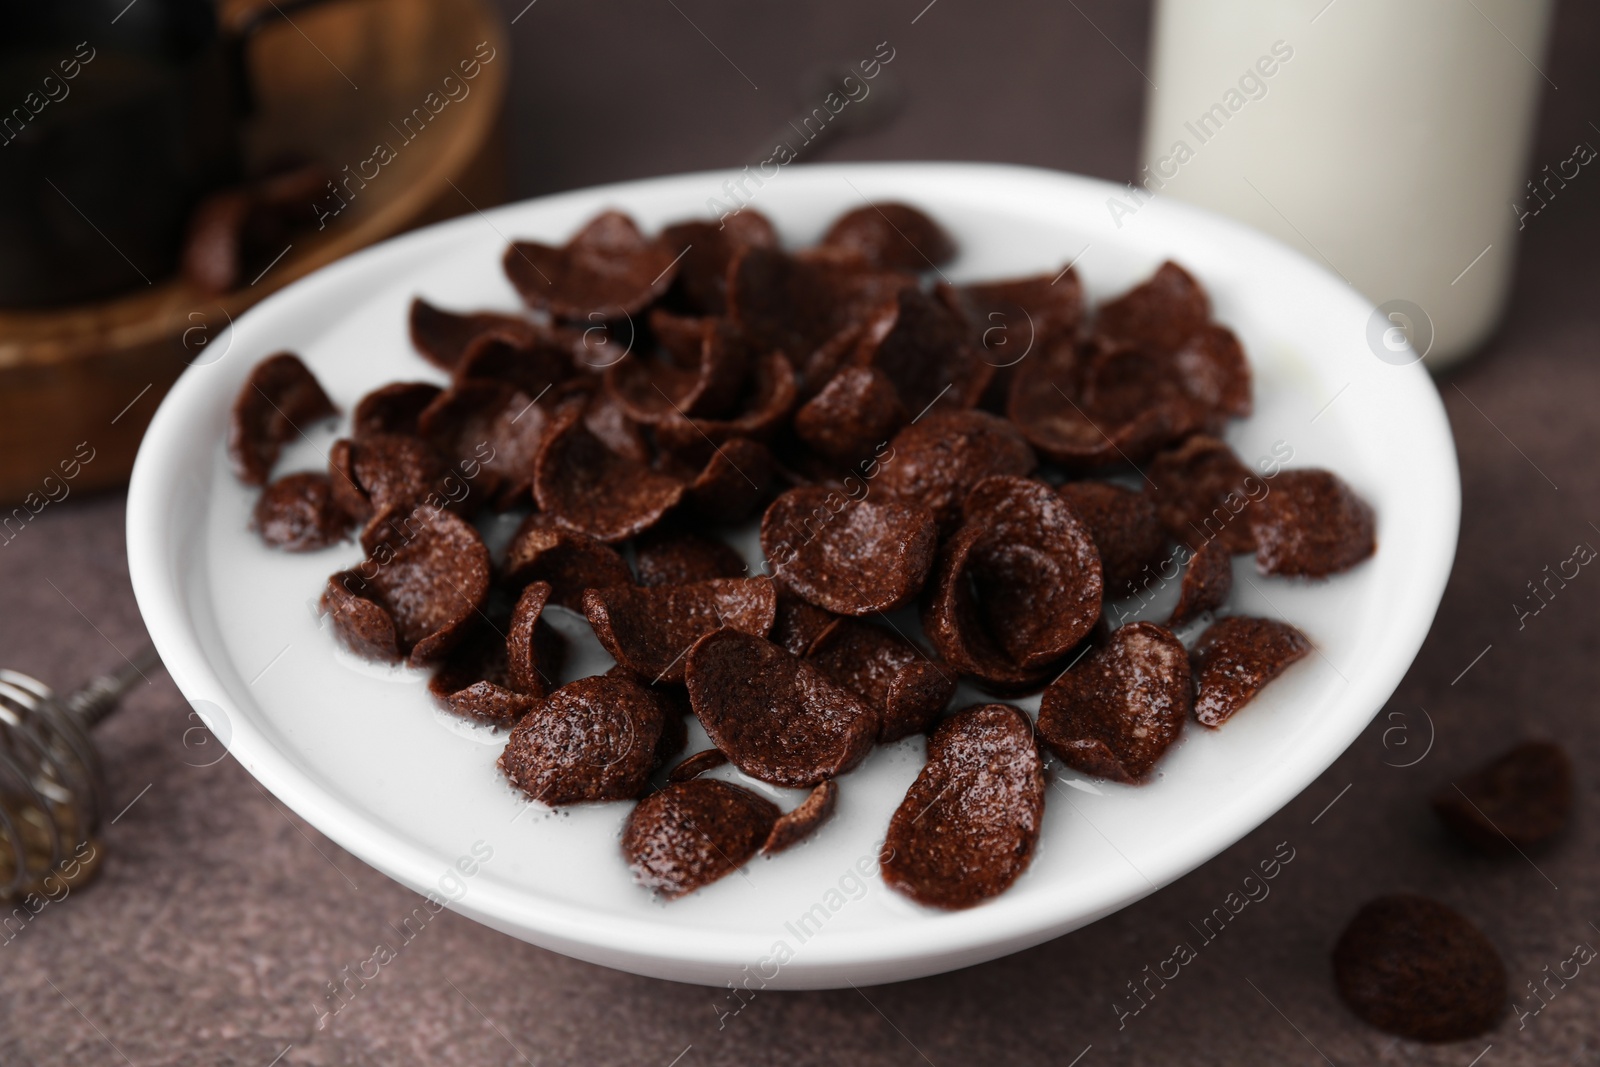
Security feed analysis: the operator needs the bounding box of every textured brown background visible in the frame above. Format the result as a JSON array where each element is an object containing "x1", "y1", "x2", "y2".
[{"x1": 3, "y1": 1, "x2": 1598, "y2": 1064}]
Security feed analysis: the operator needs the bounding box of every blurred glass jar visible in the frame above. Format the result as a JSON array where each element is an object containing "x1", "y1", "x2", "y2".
[{"x1": 1139, "y1": 0, "x2": 1555, "y2": 369}]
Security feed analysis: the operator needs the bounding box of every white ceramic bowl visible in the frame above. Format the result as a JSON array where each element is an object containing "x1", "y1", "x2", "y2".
[{"x1": 127, "y1": 163, "x2": 1459, "y2": 989}]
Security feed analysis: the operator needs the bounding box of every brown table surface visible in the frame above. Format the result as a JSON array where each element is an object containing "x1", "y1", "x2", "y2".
[{"x1": 3, "y1": 2, "x2": 1598, "y2": 1064}]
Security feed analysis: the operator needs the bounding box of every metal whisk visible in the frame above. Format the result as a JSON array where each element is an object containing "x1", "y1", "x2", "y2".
[{"x1": 0, "y1": 647, "x2": 160, "y2": 899}]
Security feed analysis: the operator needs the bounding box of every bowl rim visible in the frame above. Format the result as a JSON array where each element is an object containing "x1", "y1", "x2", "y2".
[{"x1": 128, "y1": 161, "x2": 1461, "y2": 987}]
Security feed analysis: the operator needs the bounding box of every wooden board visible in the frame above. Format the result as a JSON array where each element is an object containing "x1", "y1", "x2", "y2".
[{"x1": 0, "y1": 0, "x2": 509, "y2": 508}]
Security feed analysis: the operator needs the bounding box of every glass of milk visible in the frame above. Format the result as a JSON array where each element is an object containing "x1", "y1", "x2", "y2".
[{"x1": 1139, "y1": 0, "x2": 1556, "y2": 369}]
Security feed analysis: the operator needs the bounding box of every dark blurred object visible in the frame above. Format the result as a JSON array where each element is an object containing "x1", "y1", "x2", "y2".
[
  {"x1": 181, "y1": 158, "x2": 334, "y2": 294},
  {"x1": 0, "y1": 0, "x2": 510, "y2": 508},
  {"x1": 0, "y1": 0, "x2": 357, "y2": 308},
  {"x1": 1432, "y1": 740, "x2": 1574, "y2": 853},
  {"x1": 0, "y1": 0, "x2": 231, "y2": 307},
  {"x1": 743, "y1": 61, "x2": 905, "y2": 168}
]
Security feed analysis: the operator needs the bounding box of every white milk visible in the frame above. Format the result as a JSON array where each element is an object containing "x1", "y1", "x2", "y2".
[{"x1": 1137, "y1": 0, "x2": 1555, "y2": 368}]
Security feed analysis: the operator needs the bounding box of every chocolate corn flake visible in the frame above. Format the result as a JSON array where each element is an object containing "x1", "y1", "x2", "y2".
[
  {"x1": 633, "y1": 526, "x2": 747, "y2": 587},
  {"x1": 666, "y1": 748, "x2": 729, "y2": 783},
  {"x1": 1146, "y1": 434, "x2": 1259, "y2": 553},
  {"x1": 652, "y1": 351, "x2": 799, "y2": 452},
  {"x1": 882, "y1": 703, "x2": 1045, "y2": 910},
  {"x1": 957, "y1": 268, "x2": 1085, "y2": 362},
  {"x1": 605, "y1": 351, "x2": 705, "y2": 430},
  {"x1": 622, "y1": 778, "x2": 779, "y2": 898},
  {"x1": 326, "y1": 438, "x2": 368, "y2": 522},
  {"x1": 601, "y1": 664, "x2": 691, "y2": 771},
  {"x1": 1094, "y1": 260, "x2": 1209, "y2": 356},
  {"x1": 793, "y1": 366, "x2": 907, "y2": 466},
  {"x1": 1431, "y1": 741, "x2": 1573, "y2": 853},
  {"x1": 650, "y1": 695, "x2": 690, "y2": 771},
  {"x1": 877, "y1": 410, "x2": 1037, "y2": 534},
  {"x1": 429, "y1": 615, "x2": 536, "y2": 727},
  {"x1": 1333, "y1": 895, "x2": 1506, "y2": 1042},
  {"x1": 1038, "y1": 621, "x2": 1189, "y2": 783},
  {"x1": 504, "y1": 210, "x2": 678, "y2": 321},
  {"x1": 626, "y1": 665, "x2": 695, "y2": 721},
  {"x1": 254, "y1": 471, "x2": 351, "y2": 551},
  {"x1": 1056, "y1": 480, "x2": 1165, "y2": 597},
  {"x1": 352, "y1": 382, "x2": 443, "y2": 439},
  {"x1": 419, "y1": 381, "x2": 549, "y2": 510},
  {"x1": 761, "y1": 441, "x2": 851, "y2": 492},
  {"x1": 989, "y1": 260, "x2": 1253, "y2": 464},
  {"x1": 647, "y1": 307, "x2": 708, "y2": 363},
  {"x1": 562, "y1": 321, "x2": 634, "y2": 374},
  {"x1": 548, "y1": 374, "x2": 607, "y2": 412},
  {"x1": 498, "y1": 674, "x2": 666, "y2": 805},
  {"x1": 502, "y1": 512, "x2": 634, "y2": 610},
  {"x1": 726, "y1": 245, "x2": 909, "y2": 390},
  {"x1": 322, "y1": 504, "x2": 490, "y2": 665},
  {"x1": 506, "y1": 581, "x2": 565, "y2": 699},
  {"x1": 770, "y1": 584, "x2": 845, "y2": 657},
  {"x1": 607, "y1": 314, "x2": 747, "y2": 424},
  {"x1": 454, "y1": 330, "x2": 575, "y2": 401},
  {"x1": 333, "y1": 432, "x2": 454, "y2": 521},
  {"x1": 533, "y1": 406, "x2": 687, "y2": 543},
  {"x1": 820, "y1": 202, "x2": 956, "y2": 272},
  {"x1": 680, "y1": 436, "x2": 777, "y2": 524},
  {"x1": 408, "y1": 297, "x2": 537, "y2": 372},
  {"x1": 1079, "y1": 342, "x2": 1213, "y2": 445},
  {"x1": 923, "y1": 476, "x2": 1103, "y2": 686},
  {"x1": 958, "y1": 267, "x2": 1085, "y2": 411},
  {"x1": 763, "y1": 779, "x2": 839, "y2": 855},
  {"x1": 1190, "y1": 615, "x2": 1311, "y2": 727},
  {"x1": 1004, "y1": 341, "x2": 1120, "y2": 469},
  {"x1": 850, "y1": 286, "x2": 993, "y2": 417},
  {"x1": 583, "y1": 576, "x2": 776, "y2": 684},
  {"x1": 228, "y1": 352, "x2": 337, "y2": 485},
  {"x1": 435, "y1": 680, "x2": 537, "y2": 728},
  {"x1": 1007, "y1": 332, "x2": 1219, "y2": 470},
  {"x1": 660, "y1": 210, "x2": 779, "y2": 315},
  {"x1": 1169, "y1": 535, "x2": 1233, "y2": 628},
  {"x1": 920, "y1": 524, "x2": 1054, "y2": 695},
  {"x1": 806, "y1": 618, "x2": 955, "y2": 743},
  {"x1": 579, "y1": 384, "x2": 652, "y2": 465},
  {"x1": 1250, "y1": 469, "x2": 1376, "y2": 578},
  {"x1": 953, "y1": 479, "x2": 1107, "y2": 655},
  {"x1": 1175, "y1": 324, "x2": 1252, "y2": 420},
  {"x1": 761, "y1": 486, "x2": 938, "y2": 616},
  {"x1": 686, "y1": 628, "x2": 879, "y2": 787}
]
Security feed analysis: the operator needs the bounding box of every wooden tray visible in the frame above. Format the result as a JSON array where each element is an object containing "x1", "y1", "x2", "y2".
[{"x1": 0, "y1": 0, "x2": 508, "y2": 510}]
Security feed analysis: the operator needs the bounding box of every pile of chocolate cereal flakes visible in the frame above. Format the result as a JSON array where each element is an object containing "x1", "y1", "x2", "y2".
[{"x1": 229, "y1": 202, "x2": 1376, "y2": 903}]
